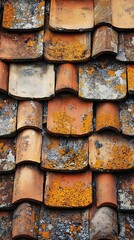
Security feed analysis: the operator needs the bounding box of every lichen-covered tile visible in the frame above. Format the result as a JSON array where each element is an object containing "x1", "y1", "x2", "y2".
[
  {"x1": 96, "y1": 102, "x2": 120, "y2": 131},
  {"x1": 0, "y1": 61, "x2": 8, "y2": 93},
  {"x1": 12, "y1": 165, "x2": 44, "y2": 204},
  {"x1": 56, "y1": 64, "x2": 78, "y2": 94},
  {"x1": 94, "y1": 0, "x2": 112, "y2": 26},
  {"x1": 41, "y1": 134, "x2": 88, "y2": 171},
  {"x1": 118, "y1": 213, "x2": 134, "y2": 240},
  {"x1": 44, "y1": 170, "x2": 92, "y2": 208},
  {"x1": 0, "y1": 174, "x2": 14, "y2": 209},
  {"x1": 89, "y1": 133, "x2": 134, "y2": 171},
  {"x1": 90, "y1": 207, "x2": 118, "y2": 240},
  {"x1": 0, "y1": 30, "x2": 43, "y2": 61},
  {"x1": 116, "y1": 32, "x2": 134, "y2": 62},
  {"x1": 79, "y1": 59, "x2": 127, "y2": 100},
  {"x1": 92, "y1": 26, "x2": 118, "y2": 58},
  {"x1": 16, "y1": 129, "x2": 42, "y2": 164},
  {"x1": 0, "y1": 97, "x2": 17, "y2": 137},
  {"x1": 9, "y1": 62, "x2": 55, "y2": 99},
  {"x1": 2, "y1": 0, "x2": 45, "y2": 30},
  {"x1": 0, "y1": 138, "x2": 16, "y2": 172},
  {"x1": 112, "y1": 0, "x2": 134, "y2": 29},
  {"x1": 0, "y1": 212, "x2": 12, "y2": 240},
  {"x1": 49, "y1": 0, "x2": 94, "y2": 31},
  {"x1": 17, "y1": 101, "x2": 42, "y2": 131},
  {"x1": 47, "y1": 94, "x2": 93, "y2": 136},
  {"x1": 118, "y1": 172, "x2": 134, "y2": 211},
  {"x1": 44, "y1": 30, "x2": 91, "y2": 62},
  {"x1": 120, "y1": 99, "x2": 134, "y2": 136},
  {"x1": 128, "y1": 65, "x2": 134, "y2": 94}
]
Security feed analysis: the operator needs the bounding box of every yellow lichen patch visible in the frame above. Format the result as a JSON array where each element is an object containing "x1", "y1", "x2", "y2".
[
  {"x1": 128, "y1": 66, "x2": 134, "y2": 91},
  {"x1": 3, "y1": 2, "x2": 15, "y2": 28},
  {"x1": 81, "y1": 114, "x2": 92, "y2": 134},
  {"x1": 70, "y1": 225, "x2": 81, "y2": 237},
  {"x1": 108, "y1": 69, "x2": 116, "y2": 77},
  {"x1": 96, "y1": 113, "x2": 120, "y2": 130},
  {"x1": 37, "y1": 1, "x2": 44, "y2": 23},
  {"x1": 88, "y1": 67, "x2": 95, "y2": 75},
  {"x1": 27, "y1": 39, "x2": 35, "y2": 47},
  {"x1": 114, "y1": 84, "x2": 126, "y2": 93},
  {"x1": 52, "y1": 111, "x2": 75, "y2": 134}
]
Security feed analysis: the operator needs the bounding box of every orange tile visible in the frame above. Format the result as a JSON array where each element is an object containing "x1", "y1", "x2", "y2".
[
  {"x1": 16, "y1": 129, "x2": 42, "y2": 164},
  {"x1": 17, "y1": 101, "x2": 43, "y2": 131},
  {"x1": 127, "y1": 65, "x2": 134, "y2": 95},
  {"x1": 13, "y1": 165, "x2": 44, "y2": 204},
  {"x1": 120, "y1": 99, "x2": 134, "y2": 136},
  {"x1": 47, "y1": 94, "x2": 93, "y2": 136},
  {"x1": 56, "y1": 64, "x2": 78, "y2": 94},
  {"x1": 44, "y1": 170, "x2": 92, "y2": 208},
  {"x1": 96, "y1": 102, "x2": 120, "y2": 131},
  {"x1": 0, "y1": 61, "x2": 8, "y2": 93},
  {"x1": 94, "y1": 0, "x2": 112, "y2": 26},
  {"x1": 96, "y1": 173, "x2": 117, "y2": 208},
  {"x1": 0, "y1": 174, "x2": 14, "y2": 209}
]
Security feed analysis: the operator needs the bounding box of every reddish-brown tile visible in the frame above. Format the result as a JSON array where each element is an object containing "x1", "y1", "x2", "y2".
[
  {"x1": 0, "y1": 61, "x2": 8, "y2": 93},
  {"x1": 0, "y1": 174, "x2": 14, "y2": 208},
  {"x1": 17, "y1": 101, "x2": 42, "y2": 131},
  {"x1": 0, "y1": 211, "x2": 12, "y2": 240},
  {"x1": 12, "y1": 165, "x2": 44, "y2": 204},
  {"x1": 120, "y1": 99, "x2": 134, "y2": 136},
  {"x1": 47, "y1": 94, "x2": 93, "y2": 136},
  {"x1": 118, "y1": 213, "x2": 134, "y2": 240},
  {"x1": 94, "y1": 0, "x2": 112, "y2": 26},
  {"x1": 127, "y1": 65, "x2": 134, "y2": 95},
  {"x1": 44, "y1": 170, "x2": 92, "y2": 208},
  {"x1": 56, "y1": 64, "x2": 78, "y2": 94}
]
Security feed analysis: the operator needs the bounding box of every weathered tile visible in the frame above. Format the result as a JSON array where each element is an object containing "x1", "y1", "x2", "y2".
[
  {"x1": 47, "y1": 94, "x2": 93, "y2": 136},
  {"x1": 0, "y1": 211, "x2": 12, "y2": 240},
  {"x1": 41, "y1": 134, "x2": 88, "y2": 171},
  {"x1": 9, "y1": 62, "x2": 55, "y2": 99},
  {"x1": 17, "y1": 101, "x2": 42, "y2": 131},
  {"x1": 44, "y1": 170, "x2": 92, "y2": 208},
  {"x1": 79, "y1": 59, "x2": 127, "y2": 100},
  {"x1": 2, "y1": 0, "x2": 45, "y2": 30},
  {"x1": 92, "y1": 26, "x2": 118, "y2": 58},
  {"x1": 49, "y1": 0, "x2": 94, "y2": 31},
  {"x1": 0, "y1": 30, "x2": 43, "y2": 61},
  {"x1": 120, "y1": 99, "x2": 134, "y2": 136},
  {"x1": 94, "y1": 0, "x2": 112, "y2": 26},
  {"x1": 56, "y1": 64, "x2": 78, "y2": 94},
  {"x1": 96, "y1": 102, "x2": 120, "y2": 131},
  {"x1": 118, "y1": 213, "x2": 134, "y2": 240},
  {"x1": 43, "y1": 102, "x2": 48, "y2": 124},
  {"x1": 118, "y1": 172, "x2": 134, "y2": 211},
  {"x1": 0, "y1": 61, "x2": 8, "y2": 93},
  {"x1": 89, "y1": 133, "x2": 134, "y2": 171},
  {"x1": 128, "y1": 65, "x2": 134, "y2": 94},
  {"x1": 16, "y1": 129, "x2": 42, "y2": 164},
  {"x1": 12, "y1": 165, "x2": 44, "y2": 204},
  {"x1": 44, "y1": 30, "x2": 91, "y2": 62},
  {"x1": 112, "y1": 0, "x2": 134, "y2": 29},
  {"x1": 116, "y1": 33, "x2": 134, "y2": 62},
  {"x1": 96, "y1": 173, "x2": 117, "y2": 208},
  {"x1": 0, "y1": 174, "x2": 14, "y2": 208},
  {"x1": 0, "y1": 138, "x2": 16, "y2": 172},
  {"x1": 0, "y1": 98, "x2": 17, "y2": 137}
]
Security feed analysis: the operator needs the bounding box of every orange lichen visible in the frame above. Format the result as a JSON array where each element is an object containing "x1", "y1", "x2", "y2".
[
  {"x1": 88, "y1": 67, "x2": 95, "y2": 75},
  {"x1": 37, "y1": 1, "x2": 44, "y2": 23},
  {"x1": 81, "y1": 114, "x2": 92, "y2": 133},
  {"x1": 27, "y1": 40, "x2": 35, "y2": 47},
  {"x1": 128, "y1": 66, "x2": 134, "y2": 91},
  {"x1": 3, "y1": 2, "x2": 15, "y2": 28},
  {"x1": 96, "y1": 113, "x2": 120, "y2": 130},
  {"x1": 114, "y1": 84, "x2": 126, "y2": 93},
  {"x1": 108, "y1": 70, "x2": 115, "y2": 77},
  {"x1": 52, "y1": 111, "x2": 75, "y2": 134}
]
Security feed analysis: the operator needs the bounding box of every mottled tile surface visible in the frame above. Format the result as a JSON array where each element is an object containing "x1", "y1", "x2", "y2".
[
  {"x1": 0, "y1": 174, "x2": 14, "y2": 208},
  {"x1": 94, "y1": 0, "x2": 112, "y2": 26},
  {"x1": 120, "y1": 99, "x2": 134, "y2": 136},
  {"x1": 116, "y1": 33, "x2": 134, "y2": 62},
  {"x1": 127, "y1": 65, "x2": 134, "y2": 95},
  {"x1": 0, "y1": 212, "x2": 12, "y2": 240},
  {"x1": 118, "y1": 213, "x2": 134, "y2": 240}
]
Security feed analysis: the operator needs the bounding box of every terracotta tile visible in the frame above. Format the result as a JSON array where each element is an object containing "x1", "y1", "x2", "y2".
[
  {"x1": 94, "y1": 0, "x2": 112, "y2": 26},
  {"x1": 79, "y1": 58, "x2": 127, "y2": 100},
  {"x1": 0, "y1": 97, "x2": 17, "y2": 137},
  {"x1": 44, "y1": 30, "x2": 91, "y2": 62},
  {"x1": 49, "y1": 0, "x2": 94, "y2": 31},
  {"x1": 41, "y1": 134, "x2": 88, "y2": 171},
  {"x1": 120, "y1": 99, "x2": 134, "y2": 136},
  {"x1": 16, "y1": 129, "x2": 42, "y2": 164},
  {"x1": 92, "y1": 26, "x2": 118, "y2": 58},
  {"x1": 47, "y1": 94, "x2": 93, "y2": 136},
  {"x1": 0, "y1": 211, "x2": 12, "y2": 240},
  {"x1": 9, "y1": 62, "x2": 55, "y2": 99},
  {"x1": 0, "y1": 61, "x2": 8, "y2": 93},
  {"x1": 118, "y1": 213, "x2": 134, "y2": 240},
  {"x1": 12, "y1": 202, "x2": 40, "y2": 239},
  {"x1": 89, "y1": 133, "x2": 134, "y2": 171},
  {"x1": 96, "y1": 173, "x2": 117, "y2": 208},
  {"x1": 17, "y1": 101, "x2": 43, "y2": 131},
  {"x1": 56, "y1": 64, "x2": 78, "y2": 94},
  {"x1": 0, "y1": 30, "x2": 43, "y2": 61},
  {"x1": 0, "y1": 138, "x2": 16, "y2": 172},
  {"x1": 116, "y1": 32, "x2": 134, "y2": 62},
  {"x1": 96, "y1": 102, "x2": 120, "y2": 131},
  {"x1": 2, "y1": 0, "x2": 45, "y2": 30},
  {"x1": 0, "y1": 174, "x2": 14, "y2": 208},
  {"x1": 90, "y1": 207, "x2": 118, "y2": 240},
  {"x1": 127, "y1": 65, "x2": 134, "y2": 95},
  {"x1": 44, "y1": 170, "x2": 92, "y2": 208},
  {"x1": 118, "y1": 172, "x2": 134, "y2": 211},
  {"x1": 112, "y1": 0, "x2": 134, "y2": 29},
  {"x1": 12, "y1": 165, "x2": 44, "y2": 204},
  {"x1": 43, "y1": 102, "x2": 48, "y2": 124}
]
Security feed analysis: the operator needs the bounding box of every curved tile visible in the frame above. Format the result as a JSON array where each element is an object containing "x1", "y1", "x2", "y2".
[
  {"x1": 0, "y1": 174, "x2": 14, "y2": 209},
  {"x1": 120, "y1": 99, "x2": 134, "y2": 136},
  {"x1": 127, "y1": 65, "x2": 134, "y2": 95},
  {"x1": 0, "y1": 61, "x2": 8, "y2": 93},
  {"x1": 94, "y1": 0, "x2": 112, "y2": 26},
  {"x1": 0, "y1": 211, "x2": 12, "y2": 240}
]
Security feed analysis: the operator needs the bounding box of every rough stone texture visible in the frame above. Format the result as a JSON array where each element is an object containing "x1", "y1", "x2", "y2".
[
  {"x1": 116, "y1": 33, "x2": 134, "y2": 62},
  {"x1": 118, "y1": 213, "x2": 134, "y2": 240},
  {"x1": 94, "y1": 0, "x2": 112, "y2": 26},
  {"x1": 0, "y1": 212, "x2": 12, "y2": 240},
  {"x1": 127, "y1": 65, "x2": 134, "y2": 95},
  {"x1": 0, "y1": 174, "x2": 14, "y2": 209},
  {"x1": 120, "y1": 99, "x2": 134, "y2": 136}
]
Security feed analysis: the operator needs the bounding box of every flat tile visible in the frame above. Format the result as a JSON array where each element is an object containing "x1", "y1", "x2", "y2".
[
  {"x1": 47, "y1": 94, "x2": 93, "y2": 136},
  {"x1": 0, "y1": 211, "x2": 12, "y2": 240},
  {"x1": 89, "y1": 133, "x2": 134, "y2": 171},
  {"x1": 79, "y1": 59, "x2": 127, "y2": 100},
  {"x1": 0, "y1": 138, "x2": 16, "y2": 172},
  {"x1": 2, "y1": 0, "x2": 45, "y2": 30},
  {"x1": 41, "y1": 134, "x2": 88, "y2": 171},
  {"x1": 49, "y1": 0, "x2": 94, "y2": 31},
  {"x1": 128, "y1": 65, "x2": 134, "y2": 94},
  {"x1": 116, "y1": 33, "x2": 134, "y2": 62},
  {"x1": 118, "y1": 213, "x2": 134, "y2": 240},
  {"x1": 94, "y1": 0, "x2": 112, "y2": 26},
  {"x1": 9, "y1": 62, "x2": 55, "y2": 99},
  {"x1": 0, "y1": 30, "x2": 43, "y2": 61},
  {"x1": 0, "y1": 61, "x2": 8, "y2": 93},
  {"x1": 44, "y1": 170, "x2": 92, "y2": 208},
  {"x1": 120, "y1": 99, "x2": 134, "y2": 136},
  {"x1": 0, "y1": 174, "x2": 14, "y2": 209}
]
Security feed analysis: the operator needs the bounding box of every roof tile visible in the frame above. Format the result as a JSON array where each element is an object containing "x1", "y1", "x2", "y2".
[
  {"x1": 0, "y1": 174, "x2": 14, "y2": 209},
  {"x1": 0, "y1": 211, "x2": 12, "y2": 240},
  {"x1": 127, "y1": 64, "x2": 134, "y2": 95},
  {"x1": 94, "y1": 0, "x2": 112, "y2": 26},
  {"x1": 118, "y1": 212, "x2": 134, "y2": 240},
  {"x1": 0, "y1": 61, "x2": 8, "y2": 93},
  {"x1": 120, "y1": 99, "x2": 134, "y2": 136}
]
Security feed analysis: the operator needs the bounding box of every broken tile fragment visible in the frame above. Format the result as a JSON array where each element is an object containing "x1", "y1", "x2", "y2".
[
  {"x1": 9, "y1": 62, "x2": 55, "y2": 99},
  {"x1": 118, "y1": 213, "x2": 134, "y2": 240},
  {"x1": 120, "y1": 99, "x2": 134, "y2": 136},
  {"x1": 0, "y1": 61, "x2": 8, "y2": 93},
  {"x1": 116, "y1": 33, "x2": 134, "y2": 62},
  {"x1": 94, "y1": 0, "x2": 112, "y2": 26},
  {"x1": 0, "y1": 212, "x2": 12, "y2": 240},
  {"x1": 0, "y1": 174, "x2": 14, "y2": 208},
  {"x1": 44, "y1": 170, "x2": 92, "y2": 208},
  {"x1": 127, "y1": 65, "x2": 134, "y2": 94}
]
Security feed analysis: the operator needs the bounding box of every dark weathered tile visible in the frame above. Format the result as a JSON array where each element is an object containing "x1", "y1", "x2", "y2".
[
  {"x1": 0, "y1": 211, "x2": 12, "y2": 240},
  {"x1": 116, "y1": 33, "x2": 134, "y2": 62},
  {"x1": 0, "y1": 61, "x2": 9, "y2": 93},
  {"x1": 43, "y1": 102, "x2": 48, "y2": 124},
  {"x1": 94, "y1": 0, "x2": 112, "y2": 26},
  {"x1": 118, "y1": 212, "x2": 134, "y2": 240},
  {"x1": 127, "y1": 65, "x2": 134, "y2": 95},
  {"x1": 120, "y1": 99, "x2": 134, "y2": 136},
  {"x1": 0, "y1": 174, "x2": 14, "y2": 209}
]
